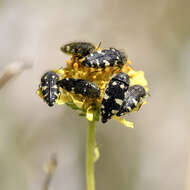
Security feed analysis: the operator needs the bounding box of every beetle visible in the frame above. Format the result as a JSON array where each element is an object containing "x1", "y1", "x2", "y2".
[
  {"x1": 101, "y1": 72, "x2": 130, "y2": 123},
  {"x1": 57, "y1": 78, "x2": 100, "y2": 98},
  {"x1": 60, "y1": 41, "x2": 96, "y2": 59},
  {"x1": 81, "y1": 48, "x2": 127, "y2": 68},
  {"x1": 40, "y1": 71, "x2": 60, "y2": 107},
  {"x1": 116, "y1": 85, "x2": 146, "y2": 116}
]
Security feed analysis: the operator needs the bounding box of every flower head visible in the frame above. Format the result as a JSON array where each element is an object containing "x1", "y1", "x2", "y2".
[{"x1": 37, "y1": 50, "x2": 148, "y2": 128}]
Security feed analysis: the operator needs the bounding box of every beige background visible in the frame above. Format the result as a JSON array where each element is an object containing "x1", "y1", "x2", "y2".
[{"x1": 0, "y1": 0, "x2": 190, "y2": 190}]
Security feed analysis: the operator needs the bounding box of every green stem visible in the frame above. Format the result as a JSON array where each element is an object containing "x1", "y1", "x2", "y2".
[{"x1": 86, "y1": 120, "x2": 96, "y2": 190}]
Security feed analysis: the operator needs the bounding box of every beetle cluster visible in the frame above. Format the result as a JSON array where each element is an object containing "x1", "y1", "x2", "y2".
[
  {"x1": 61, "y1": 41, "x2": 127, "y2": 68},
  {"x1": 39, "y1": 41, "x2": 146, "y2": 123},
  {"x1": 101, "y1": 72, "x2": 146, "y2": 123},
  {"x1": 39, "y1": 71, "x2": 100, "y2": 107}
]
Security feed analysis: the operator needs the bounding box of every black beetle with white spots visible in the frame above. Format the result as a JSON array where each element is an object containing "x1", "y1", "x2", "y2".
[
  {"x1": 101, "y1": 73, "x2": 146, "y2": 123},
  {"x1": 101, "y1": 72, "x2": 130, "y2": 123},
  {"x1": 61, "y1": 41, "x2": 96, "y2": 59},
  {"x1": 81, "y1": 48, "x2": 127, "y2": 68},
  {"x1": 40, "y1": 71, "x2": 60, "y2": 107},
  {"x1": 57, "y1": 78, "x2": 100, "y2": 98}
]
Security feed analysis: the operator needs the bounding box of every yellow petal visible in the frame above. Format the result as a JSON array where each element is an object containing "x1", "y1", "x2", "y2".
[
  {"x1": 130, "y1": 71, "x2": 148, "y2": 87},
  {"x1": 36, "y1": 89, "x2": 43, "y2": 99},
  {"x1": 143, "y1": 100, "x2": 147, "y2": 105},
  {"x1": 86, "y1": 107, "x2": 94, "y2": 121},
  {"x1": 56, "y1": 94, "x2": 67, "y2": 105},
  {"x1": 69, "y1": 94, "x2": 84, "y2": 109},
  {"x1": 54, "y1": 68, "x2": 65, "y2": 75},
  {"x1": 113, "y1": 116, "x2": 134, "y2": 128},
  {"x1": 65, "y1": 92, "x2": 84, "y2": 109}
]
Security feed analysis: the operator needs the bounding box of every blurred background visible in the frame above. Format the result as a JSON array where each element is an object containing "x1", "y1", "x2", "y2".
[{"x1": 0, "y1": 0, "x2": 190, "y2": 190}]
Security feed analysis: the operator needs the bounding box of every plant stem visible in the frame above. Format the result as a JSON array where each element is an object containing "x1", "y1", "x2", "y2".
[{"x1": 86, "y1": 120, "x2": 96, "y2": 190}]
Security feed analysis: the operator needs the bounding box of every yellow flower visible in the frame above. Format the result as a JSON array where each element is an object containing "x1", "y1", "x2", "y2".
[{"x1": 37, "y1": 55, "x2": 148, "y2": 128}]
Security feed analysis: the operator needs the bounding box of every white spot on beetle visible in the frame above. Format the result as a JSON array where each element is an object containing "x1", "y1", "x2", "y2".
[
  {"x1": 115, "y1": 98, "x2": 123, "y2": 106},
  {"x1": 43, "y1": 93, "x2": 49, "y2": 97},
  {"x1": 120, "y1": 84, "x2": 125, "y2": 89},
  {"x1": 119, "y1": 112, "x2": 125, "y2": 116},
  {"x1": 103, "y1": 93, "x2": 109, "y2": 100},
  {"x1": 52, "y1": 85, "x2": 58, "y2": 89},
  {"x1": 66, "y1": 46, "x2": 70, "y2": 51},
  {"x1": 103, "y1": 60, "x2": 110, "y2": 66},
  {"x1": 42, "y1": 86, "x2": 47, "y2": 91},
  {"x1": 96, "y1": 59, "x2": 100, "y2": 66},
  {"x1": 112, "y1": 81, "x2": 117, "y2": 86},
  {"x1": 54, "y1": 92, "x2": 58, "y2": 96},
  {"x1": 97, "y1": 50, "x2": 105, "y2": 55},
  {"x1": 111, "y1": 110, "x2": 118, "y2": 114},
  {"x1": 132, "y1": 98, "x2": 138, "y2": 106}
]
